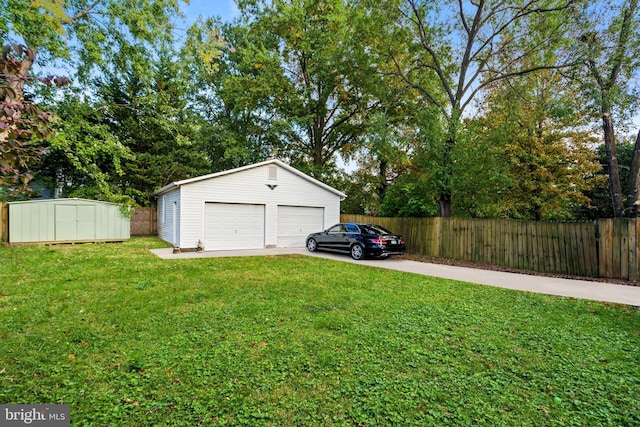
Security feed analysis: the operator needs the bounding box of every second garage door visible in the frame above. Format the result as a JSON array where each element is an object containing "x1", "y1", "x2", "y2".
[
  {"x1": 277, "y1": 206, "x2": 324, "y2": 247},
  {"x1": 204, "y1": 203, "x2": 265, "y2": 251}
]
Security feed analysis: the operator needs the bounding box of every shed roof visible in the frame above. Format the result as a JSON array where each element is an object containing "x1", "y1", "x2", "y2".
[
  {"x1": 8, "y1": 198, "x2": 120, "y2": 206},
  {"x1": 153, "y1": 159, "x2": 347, "y2": 198}
]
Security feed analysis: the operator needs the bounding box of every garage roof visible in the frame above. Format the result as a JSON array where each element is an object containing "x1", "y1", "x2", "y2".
[{"x1": 153, "y1": 159, "x2": 347, "y2": 198}]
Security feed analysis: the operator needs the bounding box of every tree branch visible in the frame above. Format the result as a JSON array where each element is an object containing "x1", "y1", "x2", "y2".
[{"x1": 66, "y1": 0, "x2": 102, "y2": 24}]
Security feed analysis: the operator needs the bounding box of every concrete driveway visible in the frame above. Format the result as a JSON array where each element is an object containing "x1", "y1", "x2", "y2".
[{"x1": 150, "y1": 247, "x2": 640, "y2": 306}]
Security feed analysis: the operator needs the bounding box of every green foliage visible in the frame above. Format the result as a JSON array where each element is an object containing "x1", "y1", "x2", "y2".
[
  {"x1": 183, "y1": 18, "x2": 288, "y2": 171},
  {"x1": 0, "y1": 238, "x2": 638, "y2": 425},
  {"x1": 0, "y1": 0, "x2": 186, "y2": 81},
  {"x1": 455, "y1": 71, "x2": 601, "y2": 220},
  {"x1": 380, "y1": 176, "x2": 440, "y2": 217},
  {"x1": 97, "y1": 49, "x2": 212, "y2": 205},
  {"x1": 34, "y1": 89, "x2": 132, "y2": 199}
]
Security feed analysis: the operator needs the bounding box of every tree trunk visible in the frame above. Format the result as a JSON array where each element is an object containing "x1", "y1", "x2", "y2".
[
  {"x1": 377, "y1": 159, "x2": 388, "y2": 200},
  {"x1": 438, "y1": 193, "x2": 452, "y2": 217},
  {"x1": 2, "y1": 47, "x2": 36, "y2": 103},
  {"x1": 626, "y1": 126, "x2": 640, "y2": 217},
  {"x1": 602, "y1": 111, "x2": 625, "y2": 217},
  {"x1": 438, "y1": 123, "x2": 457, "y2": 218}
]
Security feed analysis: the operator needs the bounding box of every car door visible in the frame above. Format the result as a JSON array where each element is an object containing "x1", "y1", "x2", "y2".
[
  {"x1": 344, "y1": 223, "x2": 362, "y2": 250},
  {"x1": 322, "y1": 224, "x2": 348, "y2": 251}
]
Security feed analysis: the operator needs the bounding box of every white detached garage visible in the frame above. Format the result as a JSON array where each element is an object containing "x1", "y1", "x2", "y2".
[{"x1": 154, "y1": 159, "x2": 345, "y2": 251}]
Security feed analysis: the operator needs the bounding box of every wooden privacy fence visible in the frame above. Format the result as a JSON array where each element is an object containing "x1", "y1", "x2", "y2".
[
  {"x1": 130, "y1": 207, "x2": 157, "y2": 236},
  {"x1": 341, "y1": 214, "x2": 640, "y2": 282}
]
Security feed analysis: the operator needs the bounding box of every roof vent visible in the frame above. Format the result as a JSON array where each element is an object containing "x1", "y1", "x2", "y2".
[{"x1": 268, "y1": 165, "x2": 277, "y2": 180}]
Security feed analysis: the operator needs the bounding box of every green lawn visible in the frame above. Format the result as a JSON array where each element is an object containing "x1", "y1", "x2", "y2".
[{"x1": 0, "y1": 238, "x2": 638, "y2": 426}]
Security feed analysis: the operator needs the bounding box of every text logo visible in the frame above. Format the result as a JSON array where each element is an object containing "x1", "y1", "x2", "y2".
[{"x1": 1, "y1": 405, "x2": 69, "y2": 426}]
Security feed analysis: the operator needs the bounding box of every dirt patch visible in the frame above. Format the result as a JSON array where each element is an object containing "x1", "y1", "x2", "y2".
[{"x1": 399, "y1": 254, "x2": 640, "y2": 287}]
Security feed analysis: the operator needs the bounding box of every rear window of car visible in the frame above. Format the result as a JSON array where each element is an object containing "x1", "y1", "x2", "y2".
[
  {"x1": 345, "y1": 224, "x2": 360, "y2": 233},
  {"x1": 361, "y1": 224, "x2": 393, "y2": 235}
]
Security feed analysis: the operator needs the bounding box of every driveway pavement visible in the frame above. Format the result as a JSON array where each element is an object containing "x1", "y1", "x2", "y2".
[{"x1": 150, "y1": 247, "x2": 640, "y2": 306}]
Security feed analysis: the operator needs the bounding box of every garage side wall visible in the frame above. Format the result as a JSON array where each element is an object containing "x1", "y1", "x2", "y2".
[
  {"x1": 178, "y1": 164, "x2": 341, "y2": 249},
  {"x1": 157, "y1": 189, "x2": 181, "y2": 246}
]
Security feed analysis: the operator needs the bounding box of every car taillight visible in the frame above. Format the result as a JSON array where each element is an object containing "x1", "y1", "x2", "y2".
[
  {"x1": 370, "y1": 238, "x2": 384, "y2": 245},
  {"x1": 400, "y1": 237, "x2": 405, "y2": 244}
]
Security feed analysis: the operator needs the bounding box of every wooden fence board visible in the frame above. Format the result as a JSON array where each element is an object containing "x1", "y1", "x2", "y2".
[
  {"x1": 633, "y1": 220, "x2": 640, "y2": 281},
  {"x1": 613, "y1": 220, "x2": 622, "y2": 280},
  {"x1": 602, "y1": 219, "x2": 614, "y2": 278},
  {"x1": 584, "y1": 222, "x2": 597, "y2": 277},
  {"x1": 517, "y1": 221, "x2": 526, "y2": 270}
]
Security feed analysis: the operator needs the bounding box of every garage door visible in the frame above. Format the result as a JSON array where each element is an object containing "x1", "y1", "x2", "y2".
[
  {"x1": 204, "y1": 203, "x2": 265, "y2": 251},
  {"x1": 277, "y1": 206, "x2": 324, "y2": 247}
]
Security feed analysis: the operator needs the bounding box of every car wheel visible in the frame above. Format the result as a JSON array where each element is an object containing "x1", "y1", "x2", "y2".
[
  {"x1": 350, "y1": 244, "x2": 364, "y2": 260},
  {"x1": 306, "y1": 238, "x2": 317, "y2": 252}
]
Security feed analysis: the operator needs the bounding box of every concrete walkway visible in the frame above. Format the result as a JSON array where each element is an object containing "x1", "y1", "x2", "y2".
[{"x1": 150, "y1": 247, "x2": 640, "y2": 306}]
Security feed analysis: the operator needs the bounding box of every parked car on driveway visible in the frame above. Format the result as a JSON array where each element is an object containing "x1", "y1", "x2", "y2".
[{"x1": 305, "y1": 223, "x2": 406, "y2": 260}]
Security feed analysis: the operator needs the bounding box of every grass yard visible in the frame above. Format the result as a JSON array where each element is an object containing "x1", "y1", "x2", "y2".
[{"x1": 0, "y1": 238, "x2": 638, "y2": 426}]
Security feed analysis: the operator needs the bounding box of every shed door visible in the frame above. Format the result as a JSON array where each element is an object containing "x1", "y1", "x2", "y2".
[
  {"x1": 55, "y1": 205, "x2": 96, "y2": 241},
  {"x1": 76, "y1": 205, "x2": 96, "y2": 240},
  {"x1": 204, "y1": 203, "x2": 265, "y2": 251},
  {"x1": 277, "y1": 206, "x2": 324, "y2": 247}
]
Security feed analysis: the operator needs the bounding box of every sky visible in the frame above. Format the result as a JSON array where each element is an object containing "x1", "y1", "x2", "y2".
[{"x1": 182, "y1": 0, "x2": 241, "y2": 26}]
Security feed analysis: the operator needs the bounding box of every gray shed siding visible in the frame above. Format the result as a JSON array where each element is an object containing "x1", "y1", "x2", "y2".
[{"x1": 8, "y1": 198, "x2": 130, "y2": 244}]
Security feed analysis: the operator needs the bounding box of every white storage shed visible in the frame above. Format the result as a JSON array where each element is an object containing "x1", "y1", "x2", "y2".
[
  {"x1": 8, "y1": 198, "x2": 130, "y2": 244},
  {"x1": 154, "y1": 159, "x2": 346, "y2": 251}
]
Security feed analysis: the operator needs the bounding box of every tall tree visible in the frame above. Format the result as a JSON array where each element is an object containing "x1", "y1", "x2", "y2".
[
  {"x1": 462, "y1": 69, "x2": 601, "y2": 220},
  {"x1": 366, "y1": 0, "x2": 575, "y2": 216},
  {"x1": 578, "y1": 0, "x2": 639, "y2": 217},
  {"x1": 192, "y1": 0, "x2": 375, "y2": 178},
  {"x1": 0, "y1": 45, "x2": 67, "y2": 197},
  {"x1": 96, "y1": 50, "x2": 211, "y2": 205},
  {"x1": 183, "y1": 18, "x2": 288, "y2": 171}
]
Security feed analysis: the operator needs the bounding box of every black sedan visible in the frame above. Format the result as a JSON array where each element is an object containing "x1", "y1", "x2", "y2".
[{"x1": 305, "y1": 223, "x2": 406, "y2": 260}]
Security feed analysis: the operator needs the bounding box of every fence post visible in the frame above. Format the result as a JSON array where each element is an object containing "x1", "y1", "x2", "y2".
[{"x1": 0, "y1": 202, "x2": 7, "y2": 243}]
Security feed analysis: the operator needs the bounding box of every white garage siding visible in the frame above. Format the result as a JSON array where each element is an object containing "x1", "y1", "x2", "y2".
[
  {"x1": 154, "y1": 160, "x2": 344, "y2": 250},
  {"x1": 277, "y1": 206, "x2": 324, "y2": 247},
  {"x1": 204, "y1": 203, "x2": 265, "y2": 250},
  {"x1": 157, "y1": 189, "x2": 180, "y2": 246}
]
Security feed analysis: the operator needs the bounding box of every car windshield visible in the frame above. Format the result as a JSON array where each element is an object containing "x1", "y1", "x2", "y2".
[{"x1": 361, "y1": 224, "x2": 394, "y2": 235}]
